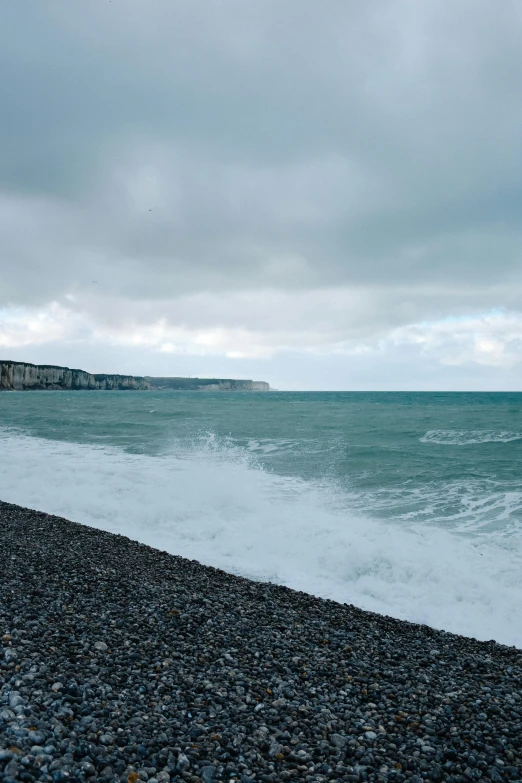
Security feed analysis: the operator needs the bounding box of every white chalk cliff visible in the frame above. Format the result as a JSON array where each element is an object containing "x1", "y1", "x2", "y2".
[{"x1": 0, "y1": 362, "x2": 270, "y2": 392}]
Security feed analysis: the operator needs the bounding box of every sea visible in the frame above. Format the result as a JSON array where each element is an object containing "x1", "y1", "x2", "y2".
[{"x1": 0, "y1": 390, "x2": 521, "y2": 647}]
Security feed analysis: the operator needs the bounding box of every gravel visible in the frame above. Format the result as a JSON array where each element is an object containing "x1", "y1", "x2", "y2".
[{"x1": 1, "y1": 499, "x2": 521, "y2": 783}]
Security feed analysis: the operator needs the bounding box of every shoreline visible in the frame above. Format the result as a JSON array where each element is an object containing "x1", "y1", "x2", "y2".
[{"x1": 1, "y1": 500, "x2": 521, "y2": 782}]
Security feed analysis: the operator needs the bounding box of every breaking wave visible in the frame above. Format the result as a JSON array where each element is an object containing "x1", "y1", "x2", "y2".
[
  {"x1": 421, "y1": 430, "x2": 522, "y2": 445},
  {"x1": 0, "y1": 429, "x2": 521, "y2": 648}
]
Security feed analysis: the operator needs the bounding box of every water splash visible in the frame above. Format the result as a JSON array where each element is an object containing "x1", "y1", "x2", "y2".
[{"x1": 0, "y1": 430, "x2": 521, "y2": 647}]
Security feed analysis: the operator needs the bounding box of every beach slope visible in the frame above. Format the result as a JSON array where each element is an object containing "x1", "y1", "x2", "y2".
[{"x1": 1, "y1": 501, "x2": 521, "y2": 782}]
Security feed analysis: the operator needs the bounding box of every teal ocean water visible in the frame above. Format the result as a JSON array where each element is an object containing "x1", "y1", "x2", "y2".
[{"x1": 1, "y1": 391, "x2": 521, "y2": 645}]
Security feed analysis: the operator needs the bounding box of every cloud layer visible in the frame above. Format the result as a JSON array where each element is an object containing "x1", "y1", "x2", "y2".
[{"x1": 1, "y1": 1, "x2": 522, "y2": 387}]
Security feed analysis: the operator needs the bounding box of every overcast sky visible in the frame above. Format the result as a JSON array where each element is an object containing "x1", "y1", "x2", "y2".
[{"x1": 1, "y1": 0, "x2": 522, "y2": 389}]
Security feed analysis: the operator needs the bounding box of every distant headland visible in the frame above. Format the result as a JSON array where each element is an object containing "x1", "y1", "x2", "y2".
[{"x1": 0, "y1": 361, "x2": 270, "y2": 392}]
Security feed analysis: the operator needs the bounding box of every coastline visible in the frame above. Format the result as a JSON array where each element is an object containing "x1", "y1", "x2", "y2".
[
  {"x1": 0, "y1": 361, "x2": 269, "y2": 392},
  {"x1": 1, "y1": 500, "x2": 521, "y2": 783}
]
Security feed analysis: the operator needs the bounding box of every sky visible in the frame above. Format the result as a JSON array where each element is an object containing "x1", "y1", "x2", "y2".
[{"x1": 1, "y1": 0, "x2": 522, "y2": 390}]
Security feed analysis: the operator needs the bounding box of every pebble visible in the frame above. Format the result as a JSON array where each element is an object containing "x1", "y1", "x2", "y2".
[
  {"x1": 8, "y1": 693, "x2": 24, "y2": 709},
  {"x1": 1, "y1": 500, "x2": 521, "y2": 783}
]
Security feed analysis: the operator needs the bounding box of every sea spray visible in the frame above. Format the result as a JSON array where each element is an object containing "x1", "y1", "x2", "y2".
[{"x1": 0, "y1": 429, "x2": 521, "y2": 646}]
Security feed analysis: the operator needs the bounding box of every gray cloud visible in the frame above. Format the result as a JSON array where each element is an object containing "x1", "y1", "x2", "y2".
[{"x1": 1, "y1": 0, "x2": 522, "y2": 385}]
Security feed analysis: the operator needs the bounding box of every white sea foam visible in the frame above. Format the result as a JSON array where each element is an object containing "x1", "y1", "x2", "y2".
[
  {"x1": 0, "y1": 430, "x2": 521, "y2": 647},
  {"x1": 349, "y1": 479, "x2": 522, "y2": 535},
  {"x1": 421, "y1": 429, "x2": 522, "y2": 445}
]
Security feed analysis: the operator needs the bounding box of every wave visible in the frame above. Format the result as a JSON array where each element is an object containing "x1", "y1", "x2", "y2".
[
  {"x1": 0, "y1": 430, "x2": 521, "y2": 647},
  {"x1": 345, "y1": 479, "x2": 522, "y2": 537},
  {"x1": 421, "y1": 429, "x2": 522, "y2": 445}
]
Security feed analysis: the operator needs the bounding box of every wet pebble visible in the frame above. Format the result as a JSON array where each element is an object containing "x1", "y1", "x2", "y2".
[{"x1": 1, "y1": 500, "x2": 522, "y2": 783}]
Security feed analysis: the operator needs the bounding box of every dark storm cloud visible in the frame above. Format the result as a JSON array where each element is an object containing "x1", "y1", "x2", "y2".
[{"x1": 1, "y1": 0, "x2": 522, "y2": 338}]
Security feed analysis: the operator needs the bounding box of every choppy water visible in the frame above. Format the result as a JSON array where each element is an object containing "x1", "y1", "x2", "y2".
[{"x1": 0, "y1": 390, "x2": 521, "y2": 646}]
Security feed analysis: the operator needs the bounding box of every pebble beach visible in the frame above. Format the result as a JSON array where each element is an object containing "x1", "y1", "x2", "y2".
[{"x1": 1, "y1": 500, "x2": 521, "y2": 783}]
